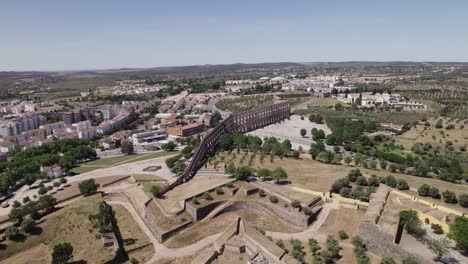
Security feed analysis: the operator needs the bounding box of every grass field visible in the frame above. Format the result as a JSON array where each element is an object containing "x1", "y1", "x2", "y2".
[
  {"x1": 0, "y1": 195, "x2": 114, "y2": 264},
  {"x1": 397, "y1": 117, "x2": 468, "y2": 150},
  {"x1": 294, "y1": 106, "x2": 438, "y2": 125},
  {"x1": 71, "y1": 151, "x2": 178, "y2": 174},
  {"x1": 113, "y1": 205, "x2": 154, "y2": 263},
  {"x1": 212, "y1": 151, "x2": 468, "y2": 196}
]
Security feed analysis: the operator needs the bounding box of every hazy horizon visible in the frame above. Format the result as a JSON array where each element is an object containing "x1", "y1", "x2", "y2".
[{"x1": 1, "y1": 0, "x2": 468, "y2": 71}]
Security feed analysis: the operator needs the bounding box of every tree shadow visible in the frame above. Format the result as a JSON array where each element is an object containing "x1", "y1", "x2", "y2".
[
  {"x1": 26, "y1": 226, "x2": 43, "y2": 236},
  {"x1": 9, "y1": 233, "x2": 27, "y2": 242}
]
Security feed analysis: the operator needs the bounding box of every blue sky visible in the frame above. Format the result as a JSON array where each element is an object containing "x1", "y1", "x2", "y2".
[{"x1": 1, "y1": 0, "x2": 467, "y2": 71}]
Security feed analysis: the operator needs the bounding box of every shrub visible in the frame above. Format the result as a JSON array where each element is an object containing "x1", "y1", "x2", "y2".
[
  {"x1": 384, "y1": 175, "x2": 397, "y2": 188},
  {"x1": 258, "y1": 189, "x2": 266, "y2": 197},
  {"x1": 347, "y1": 169, "x2": 362, "y2": 182},
  {"x1": 368, "y1": 175, "x2": 380, "y2": 187},
  {"x1": 215, "y1": 187, "x2": 224, "y2": 195},
  {"x1": 397, "y1": 179, "x2": 409, "y2": 190},
  {"x1": 308, "y1": 238, "x2": 320, "y2": 255},
  {"x1": 52, "y1": 242, "x2": 74, "y2": 264},
  {"x1": 418, "y1": 184, "x2": 431, "y2": 196},
  {"x1": 276, "y1": 239, "x2": 285, "y2": 249},
  {"x1": 442, "y1": 190, "x2": 458, "y2": 204},
  {"x1": 226, "y1": 182, "x2": 234, "y2": 188},
  {"x1": 12, "y1": 201, "x2": 21, "y2": 208},
  {"x1": 459, "y1": 194, "x2": 468, "y2": 208},
  {"x1": 380, "y1": 256, "x2": 396, "y2": 264},
  {"x1": 38, "y1": 187, "x2": 48, "y2": 195},
  {"x1": 356, "y1": 176, "x2": 368, "y2": 186},
  {"x1": 338, "y1": 230, "x2": 348, "y2": 240},
  {"x1": 291, "y1": 200, "x2": 301, "y2": 208},
  {"x1": 192, "y1": 197, "x2": 200, "y2": 205},
  {"x1": 235, "y1": 166, "x2": 252, "y2": 181},
  {"x1": 431, "y1": 224, "x2": 444, "y2": 234},
  {"x1": 53, "y1": 182, "x2": 61, "y2": 187},
  {"x1": 429, "y1": 187, "x2": 441, "y2": 199},
  {"x1": 402, "y1": 257, "x2": 418, "y2": 264},
  {"x1": 269, "y1": 195, "x2": 278, "y2": 203},
  {"x1": 303, "y1": 206, "x2": 312, "y2": 215},
  {"x1": 78, "y1": 179, "x2": 99, "y2": 197},
  {"x1": 202, "y1": 192, "x2": 213, "y2": 200}
]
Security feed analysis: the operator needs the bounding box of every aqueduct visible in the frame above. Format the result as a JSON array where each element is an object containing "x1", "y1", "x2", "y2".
[{"x1": 160, "y1": 101, "x2": 291, "y2": 195}]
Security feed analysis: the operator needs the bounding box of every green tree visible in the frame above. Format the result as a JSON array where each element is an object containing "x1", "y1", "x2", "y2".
[
  {"x1": 344, "y1": 156, "x2": 352, "y2": 165},
  {"x1": 225, "y1": 162, "x2": 236, "y2": 175},
  {"x1": 397, "y1": 179, "x2": 409, "y2": 190},
  {"x1": 52, "y1": 242, "x2": 74, "y2": 264},
  {"x1": 418, "y1": 184, "x2": 431, "y2": 196},
  {"x1": 5, "y1": 226, "x2": 19, "y2": 240},
  {"x1": 459, "y1": 194, "x2": 468, "y2": 208},
  {"x1": 38, "y1": 194, "x2": 57, "y2": 214},
  {"x1": 400, "y1": 210, "x2": 425, "y2": 237},
  {"x1": 322, "y1": 235, "x2": 340, "y2": 261},
  {"x1": 338, "y1": 230, "x2": 348, "y2": 240},
  {"x1": 385, "y1": 175, "x2": 397, "y2": 188},
  {"x1": 442, "y1": 190, "x2": 458, "y2": 204},
  {"x1": 78, "y1": 179, "x2": 99, "y2": 196},
  {"x1": 89, "y1": 202, "x2": 116, "y2": 233},
  {"x1": 150, "y1": 184, "x2": 162, "y2": 198},
  {"x1": 20, "y1": 218, "x2": 35, "y2": 233},
  {"x1": 235, "y1": 166, "x2": 252, "y2": 181},
  {"x1": 309, "y1": 238, "x2": 320, "y2": 255},
  {"x1": 448, "y1": 216, "x2": 468, "y2": 251},
  {"x1": 429, "y1": 187, "x2": 440, "y2": 199},
  {"x1": 161, "y1": 141, "x2": 176, "y2": 151},
  {"x1": 256, "y1": 168, "x2": 271, "y2": 178},
  {"x1": 347, "y1": 169, "x2": 362, "y2": 182},
  {"x1": 354, "y1": 153, "x2": 365, "y2": 166},
  {"x1": 271, "y1": 167, "x2": 288, "y2": 183},
  {"x1": 120, "y1": 140, "x2": 134, "y2": 155},
  {"x1": 300, "y1": 129, "x2": 306, "y2": 137}
]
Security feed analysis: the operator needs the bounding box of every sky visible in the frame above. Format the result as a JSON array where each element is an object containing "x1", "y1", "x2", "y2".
[{"x1": 1, "y1": 0, "x2": 467, "y2": 71}]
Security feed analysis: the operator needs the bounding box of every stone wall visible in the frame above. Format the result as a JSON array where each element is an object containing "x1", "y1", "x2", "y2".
[
  {"x1": 257, "y1": 200, "x2": 319, "y2": 227},
  {"x1": 359, "y1": 223, "x2": 426, "y2": 263},
  {"x1": 142, "y1": 206, "x2": 193, "y2": 242},
  {"x1": 161, "y1": 102, "x2": 290, "y2": 195},
  {"x1": 185, "y1": 200, "x2": 226, "y2": 221}
]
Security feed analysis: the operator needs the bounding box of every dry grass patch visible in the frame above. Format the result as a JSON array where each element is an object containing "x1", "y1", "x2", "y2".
[
  {"x1": 0, "y1": 195, "x2": 114, "y2": 264},
  {"x1": 113, "y1": 205, "x2": 151, "y2": 251},
  {"x1": 0, "y1": 244, "x2": 50, "y2": 264}
]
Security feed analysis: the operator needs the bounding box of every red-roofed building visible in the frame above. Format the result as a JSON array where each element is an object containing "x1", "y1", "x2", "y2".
[{"x1": 166, "y1": 122, "x2": 204, "y2": 137}]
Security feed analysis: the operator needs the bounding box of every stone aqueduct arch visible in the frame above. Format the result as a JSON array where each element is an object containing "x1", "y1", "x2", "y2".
[{"x1": 160, "y1": 102, "x2": 291, "y2": 195}]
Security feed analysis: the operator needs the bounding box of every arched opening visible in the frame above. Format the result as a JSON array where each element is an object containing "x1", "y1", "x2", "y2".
[{"x1": 425, "y1": 218, "x2": 430, "y2": 225}]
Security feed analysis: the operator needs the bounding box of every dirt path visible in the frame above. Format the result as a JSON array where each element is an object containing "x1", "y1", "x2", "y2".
[{"x1": 107, "y1": 200, "x2": 220, "y2": 264}]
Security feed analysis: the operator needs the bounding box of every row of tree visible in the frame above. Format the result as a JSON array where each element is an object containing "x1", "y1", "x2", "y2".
[{"x1": 0, "y1": 138, "x2": 97, "y2": 195}]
